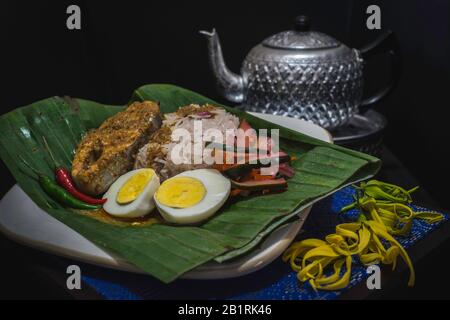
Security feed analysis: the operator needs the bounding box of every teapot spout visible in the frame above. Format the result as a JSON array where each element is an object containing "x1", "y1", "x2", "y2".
[{"x1": 199, "y1": 29, "x2": 244, "y2": 104}]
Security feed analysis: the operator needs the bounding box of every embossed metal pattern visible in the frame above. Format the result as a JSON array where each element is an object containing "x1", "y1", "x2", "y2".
[
  {"x1": 263, "y1": 31, "x2": 340, "y2": 50},
  {"x1": 240, "y1": 57, "x2": 364, "y2": 130}
]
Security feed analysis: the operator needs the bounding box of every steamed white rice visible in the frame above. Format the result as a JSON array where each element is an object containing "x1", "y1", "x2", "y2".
[{"x1": 135, "y1": 104, "x2": 239, "y2": 180}]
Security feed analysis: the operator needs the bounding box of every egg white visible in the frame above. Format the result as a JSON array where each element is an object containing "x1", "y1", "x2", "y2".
[
  {"x1": 103, "y1": 169, "x2": 160, "y2": 218},
  {"x1": 154, "y1": 169, "x2": 231, "y2": 224}
]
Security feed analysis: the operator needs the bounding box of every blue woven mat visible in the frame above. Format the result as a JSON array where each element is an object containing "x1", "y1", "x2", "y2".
[{"x1": 79, "y1": 186, "x2": 448, "y2": 300}]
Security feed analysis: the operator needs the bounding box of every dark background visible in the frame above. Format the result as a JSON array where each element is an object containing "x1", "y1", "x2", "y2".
[{"x1": 0, "y1": 0, "x2": 449, "y2": 299}]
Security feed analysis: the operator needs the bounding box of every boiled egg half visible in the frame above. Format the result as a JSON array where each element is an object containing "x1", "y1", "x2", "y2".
[
  {"x1": 154, "y1": 169, "x2": 230, "y2": 224},
  {"x1": 103, "y1": 168, "x2": 160, "y2": 218}
]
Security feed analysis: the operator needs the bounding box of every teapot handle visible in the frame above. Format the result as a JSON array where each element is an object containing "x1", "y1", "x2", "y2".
[{"x1": 359, "y1": 30, "x2": 401, "y2": 113}]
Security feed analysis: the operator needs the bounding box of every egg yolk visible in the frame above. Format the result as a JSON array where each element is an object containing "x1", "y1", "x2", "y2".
[
  {"x1": 155, "y1": 177, "x2": 206, "y2": 208},
  {"x1": 116, "y1": 169, "x2": 155, "y2": 204}
]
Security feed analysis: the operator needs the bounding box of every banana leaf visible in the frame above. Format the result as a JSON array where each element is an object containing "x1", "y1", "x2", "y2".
[{"x1": 0, "y1": 84, "x2": 381, "y2": 282}]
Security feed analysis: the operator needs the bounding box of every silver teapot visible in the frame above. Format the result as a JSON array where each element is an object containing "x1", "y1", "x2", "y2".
[{"x1": 200, "y1": 15, "x2": 399, "y2": 130}]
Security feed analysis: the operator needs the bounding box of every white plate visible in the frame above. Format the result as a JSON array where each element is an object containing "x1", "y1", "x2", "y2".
[{"x1": 0, "y1": 113, "x2": 332, "y2": 280}]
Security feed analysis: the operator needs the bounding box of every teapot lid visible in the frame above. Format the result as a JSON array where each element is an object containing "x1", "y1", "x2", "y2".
[{"x1": 262, "y1": 15, "x2": 341, "y2": 50}]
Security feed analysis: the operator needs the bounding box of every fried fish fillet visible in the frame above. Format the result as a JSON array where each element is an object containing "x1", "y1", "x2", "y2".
[{"x1": 71, "y1": 101, "x2": 162, "y2": 196}]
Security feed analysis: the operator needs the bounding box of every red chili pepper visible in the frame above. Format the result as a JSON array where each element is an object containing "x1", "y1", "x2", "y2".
[
  {"x1": 42, "y1": 137, "x2": 106, "y2": 205},
  {"x1": 55, "y1": 167, "x2": 106, "y2": 205}
]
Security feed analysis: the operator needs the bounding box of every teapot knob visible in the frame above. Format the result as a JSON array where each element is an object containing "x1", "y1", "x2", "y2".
[{"x1": 294, "y1": 15, "x2": 310, "y2": 32}]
